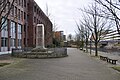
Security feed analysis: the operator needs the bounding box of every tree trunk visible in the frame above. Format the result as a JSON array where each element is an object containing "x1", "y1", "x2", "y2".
[
  {"x1": 90, "y1": 39, "x2": 92, "y2": 55},
  {"x1": 0, "y1": 15, "x2": 1, "y2": 51},
  {"x1": 95, "y1": 41, "x2": 98, "y2": 56},
  {"x1": 86, "y1": 39, "x2": 88, "y2": 52}
]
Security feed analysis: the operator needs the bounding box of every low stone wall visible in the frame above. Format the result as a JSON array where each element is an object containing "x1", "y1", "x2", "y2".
[
  {"x1": 49, "y1": 48, "x2": 67, "y2": 56},
  {"x1": 12, "y1": 48, "x2": 68, "y2": 58}
]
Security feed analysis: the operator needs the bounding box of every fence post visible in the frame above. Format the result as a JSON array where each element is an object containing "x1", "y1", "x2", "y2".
[
  {"x1": 64, "y1": 48, "x2": 67, "y2": 56},
  {"x1": 11, "y1": 49, "x2": 14, "y2": 56}
]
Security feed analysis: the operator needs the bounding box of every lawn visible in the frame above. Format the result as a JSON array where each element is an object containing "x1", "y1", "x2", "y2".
[
  {"x1": 0, "y1": 63, "x2": 10, "y2": 67},
  {"x1": 112, "y1": 66, "x2": 120, "y2": 72}
]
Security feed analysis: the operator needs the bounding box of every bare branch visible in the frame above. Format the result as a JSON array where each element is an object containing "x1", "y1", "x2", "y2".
[
  {"x1": 0, "y1": 0, "x2": 15, "y2": 31},
  {"x1": 95, "y1": 0, "x2": 120, "y2": 34}
]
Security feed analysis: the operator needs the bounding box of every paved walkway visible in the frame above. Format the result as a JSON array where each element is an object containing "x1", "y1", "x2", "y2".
[{"x1": 0, "y1": 48, "x2": 120, "y2": 80}]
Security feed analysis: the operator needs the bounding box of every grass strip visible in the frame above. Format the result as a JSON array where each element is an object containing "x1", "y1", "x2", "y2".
[
  {"x1": 112, "y1": 66, "x2": 120, "y2": 72},
  {"x1": 0, "y1": 63, "x2": 10, "y2": 67}
]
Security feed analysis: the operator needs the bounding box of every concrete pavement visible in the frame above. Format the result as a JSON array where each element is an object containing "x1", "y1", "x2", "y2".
[{"x1": 0, "y1": 48, "x2": 120, "y2": 80}]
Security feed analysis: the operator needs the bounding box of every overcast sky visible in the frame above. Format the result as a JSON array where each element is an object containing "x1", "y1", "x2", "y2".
[{"x1": 34, "y1": 0, "x2": 92, "y2": 35}]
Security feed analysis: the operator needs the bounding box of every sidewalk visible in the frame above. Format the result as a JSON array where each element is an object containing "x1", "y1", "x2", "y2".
[
  {"x1": 0, "y1": 48, "x2": 120, "y2": 80},
  {"x1": 0, "y1": 54, "x2": 11, "y2": 60},
  {"x1": 86, "y1": 49, "x2": 120, "y2": 65},
  {"x1": 0, "y1": 54, "x2": 15, "y2": 68},
  {"x1": 0, "y1": 51, "x2": 12, "y2": 62},
  {"x1": 98, "y1": 51, "x2": 120, "y2": 65}
]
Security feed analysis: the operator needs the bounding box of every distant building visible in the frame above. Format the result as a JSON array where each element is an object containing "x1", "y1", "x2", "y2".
[
  {"x1": 101, "y1": 30, "x2": 120, "y2": 42},
  {"x1": 54, "y1": 31, "x2": 64, "y2": 42},
  {"x1": 28, "y1": 0, "x2": 53, "y2": 47},
  {"x1": 0, "y1": 0, "x2": 53, "y2": 52},
  {"x1": 53, "y1": 31, "x2": 67, "y2": 47},
  {"x1": 99, "y1": 30, "x2": 120, "y2": 47},
  {"x1": 63, "y1": 35, "x2": 66, "y2": 41}
]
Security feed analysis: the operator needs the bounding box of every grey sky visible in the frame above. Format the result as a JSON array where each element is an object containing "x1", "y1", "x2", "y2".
[{"x1": 34, "y1": 0, "x2": 92, "y2": 35}]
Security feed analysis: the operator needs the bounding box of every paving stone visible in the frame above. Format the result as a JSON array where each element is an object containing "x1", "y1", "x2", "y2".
[{"x1": 0, "y1": 48, "x2": 120, "y2": 80}]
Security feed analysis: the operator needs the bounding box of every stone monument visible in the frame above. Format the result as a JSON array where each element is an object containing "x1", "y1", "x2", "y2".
[
  {"x1": 31, "y1": 24, "x2": 47, "y2": 52},
  {"x1": 36, "y1": 24, "x2": 45, "y2": 49},
  {"x1": 13, "y1": 24, "x2": 67, "y2": 58}
]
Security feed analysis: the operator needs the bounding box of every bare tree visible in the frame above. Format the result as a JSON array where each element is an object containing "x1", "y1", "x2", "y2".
[
  {"x1": 75, "y1": 19, "x2": 91, "y2": 52},
  {"x1": 44, "y1": 3, "x2": 55, "y2": 47},
  {"x1": 75, "y1": 21, "x2": 85, "y2": 50},
  {"x1": 45, "y1": 3, "x2": 51, "y2": 18},
  {"x1": 52, "y1": 20, "x2": 60, "y2": 47},
  {"x1": 74, "y1": 33, "x2": 81, "y2": 48},
  {"x1": 0, "y1": 0, "x2": 15, "y2": 31},
  {"x1": 68, "y1": 34, "x2": 72, "y2": 41},
  {"x1": 84, "y1": 27, "x2": 90, "y2": 52},
  {"x1": 95, "y1": 0, "x2": 120, "y2": 34},
  {"x1": 80, "y1": 2, "x2": 112, "y2": 56}
]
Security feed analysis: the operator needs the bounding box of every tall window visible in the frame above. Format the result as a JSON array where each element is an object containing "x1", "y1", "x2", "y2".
[
  {"x1": 18, "y1": 39, "x2": 22, "y2": 46},
  {"x1": 34, "y1": 6, "x2": 36, "y2": 12},
  {"x1": 15, "y1": 7, "x2": 17, "y2": 18},
  {"x1": 27, "y1": 14, "x2": 29, "y2": 22},
  {"x1": 10, "y1": 21, "x2": 16, "y2": 35},
  {"x1": 18, "y1": 24, "x2": 22, "y2": 34},
  {"x1": 11, "y1": 5, "x2": 14, "y2": 16},
  {"x1": 34, "y1": 17, "x2": 36, "y2": 23},
  {"x1": 18, "y1": 24, "x2": 22, "y2": 47},
  {"x1": 18, "y1": 0, "x2": 20, "y2": 6},
  {"x1": 37, "y1": 19, "x2": 38, "y2": 24},
  {"x1": 39, "y1": 11, "x2": 40, "y2": 16},
  {"x1": 24, "y1": 0, "x2": 26, "y2": 7},
  {"x1": 18, "y1": 9, "x2": 20, "y2": 20},
  {"x1": 21, "y1": 0, "x2": 23, "y2": 7},
  {"x1": 10, "y1": 21, "x2": 16, "y2": 47},
  {"x1": 10, "y1": 38, "x2": 15, "y2": 47},
  {"x1": 1, "y1": 37, "x2": 8, "y2": 47},
  {"x1": 1, "y1": 18, "x2": 8, "y2": 47},
  {"x1": 37, "y1": 8, "x2": 38, "y2": 14},
  {"x1": 21, "y1": 11, "x2": 23, "y2": 21},
  {"x1": 24, "y1": 12, "x2": 26, "y2": 20},
  {"x1": 2, "y1": 17, "x2": 7, "y2": 31}
]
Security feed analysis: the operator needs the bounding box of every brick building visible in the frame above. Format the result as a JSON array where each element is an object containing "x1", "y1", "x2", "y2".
[
  {"x1": 0, "y1": 0, "x2": 53, "y2": 52},
  {"x1": 54, "y1": 31, "x2": 67, "y2": 47},
  {"x1": 54, "y1": 31, "x2": 64, "y2": 42}
]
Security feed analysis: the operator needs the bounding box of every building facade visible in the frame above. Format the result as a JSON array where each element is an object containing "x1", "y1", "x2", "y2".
[
  {"x1": 54, "y1": 31, "x2": 64, "y2": 42},
  {"x1": 53, "y1": 31, "x2": 67, "y2": 47},
  {"x1": 27, "y1": 0, "x2": 53, "y2": 47},
  {"x1": 101, "y1": 30, "x2": 120, "y2": 42},
  {"x1": 0, "y1": 0, "x2": 53, "y2": 52}
]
